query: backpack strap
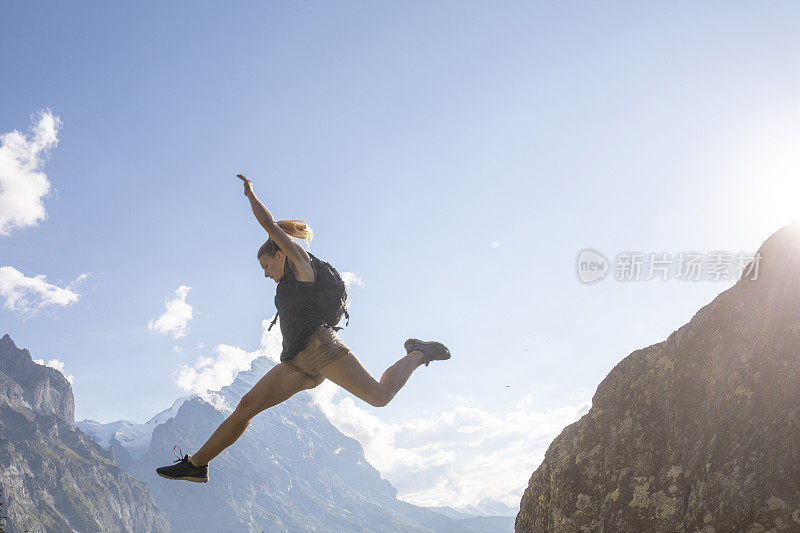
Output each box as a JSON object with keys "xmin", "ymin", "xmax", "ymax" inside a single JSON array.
[{"xmin": 309, "ymin": 254, "xmax": 322, "ymax": 299}]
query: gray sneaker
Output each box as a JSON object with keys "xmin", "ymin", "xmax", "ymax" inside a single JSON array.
[{"xmin": 404, "ymin": 339, "xmax": 451, "ymax": 366}]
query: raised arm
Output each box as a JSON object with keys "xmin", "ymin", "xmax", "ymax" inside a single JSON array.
[{"xmin": 237, "ymin": 174, "xmax": 309, "ymax": 264}]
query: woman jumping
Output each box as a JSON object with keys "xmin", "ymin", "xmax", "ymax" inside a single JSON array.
[{"xmin": 156, "ymin": 174, "xmax": 451, "ymax": 482}]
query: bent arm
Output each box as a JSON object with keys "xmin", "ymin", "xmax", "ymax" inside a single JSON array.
[{"xmin": 246, "ymin": 190, "xmax": 309, "ymax": 263}]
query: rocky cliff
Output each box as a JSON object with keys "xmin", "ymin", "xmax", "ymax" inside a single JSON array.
[
  {"xmin": 0, "ymin": 334, "xmax": 170, "ymax": 533},
  {"xmin": 516, "ymin": 223, "xmax": 800, "ymax": 532}
]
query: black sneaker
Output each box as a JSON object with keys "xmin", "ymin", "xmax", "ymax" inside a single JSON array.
[
  {"xmin": 404, "ymin": 338, "xmax": 451, "ymax": 366},
  {"xmin": 156, "ymin": 447, "xmax": 209, "ymax": 483}
]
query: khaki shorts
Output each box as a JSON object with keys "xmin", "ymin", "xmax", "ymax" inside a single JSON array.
[{"xmin": 283, "ymin": 325, "xmax": 352, "ymax": 380}]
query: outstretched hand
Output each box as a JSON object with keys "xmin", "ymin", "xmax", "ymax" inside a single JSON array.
[{"xmin": 237, "ymin": 174, "xmax": 254, "ymax": 197}]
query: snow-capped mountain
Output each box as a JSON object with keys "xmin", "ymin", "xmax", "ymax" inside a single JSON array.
[
  {"xmin": 425, "ymin": 498, "xmax": 518, "ymax": 519},
  {"xmin": 82, "ymin": 355, "xmax": 514, "ymax": 532},
  {"xmin": 78, "ymin": 397, "xmax": 188, "ymax": 459}
]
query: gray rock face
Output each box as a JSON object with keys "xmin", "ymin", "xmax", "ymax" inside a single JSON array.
[
  {"xmin": 0, "ymin": 336, "xmax": 73, "ymax": 425},
  {"xmin": 516, "ymin": 223, "xmax": 800, "ymax": 532},
  {"xmin": 124, "ymin": 357, "xmax": 507, "ymax": 532},
  {"xmin": 0, "ymin": 335, "xmax": 170, "ymax": 533}
]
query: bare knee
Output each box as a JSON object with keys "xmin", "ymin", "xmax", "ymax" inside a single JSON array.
[{"xmin": 234, "ymin": 394, "xmax": 259, "ymax": 420}]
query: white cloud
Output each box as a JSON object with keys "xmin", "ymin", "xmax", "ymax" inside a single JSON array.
[
  {"xmin": 340, "ymin": 272, "xmax": 364, "ymax": 288},
  {"xmin": 68, "ymin": 273, "xmax": 89, "ymax": 290},
  {"xmin": 174, "ymin": 316, "xmax": 283, "ymax": 395},
  {"xmin": 0, "ymin": 109, "xmax": 61, "ymax": 236},
  {"xmin": 148, "ymin": 285, "xmax": 193, "ymax": 338},
  {"xmin": 308, "ymin": 383, "xmax": 590, "ymax": 509},
  {"xmin": 0, "ymin": 266, "xmax": 86, "ymax": 317},
  {"xmin": 34, "ymin": 357, "xmax": 74, "ymax": 384}
]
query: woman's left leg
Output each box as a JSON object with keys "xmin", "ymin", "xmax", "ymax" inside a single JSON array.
[
  {"xmin": 318, "ymin": 349, "xmax": 426, "ymax": 407},
  {"xmin": 190, "ymin": 362, "xmax": 323, "ymax": 466}
]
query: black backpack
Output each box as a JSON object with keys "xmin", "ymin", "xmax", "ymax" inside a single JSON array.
[
  {"xmin": 308, "ymin": 252, "xmax": 350, "ymax": 330},
  {"xmin": 267, "ymin": 252, "xmax": 350, "ymax": 332}
]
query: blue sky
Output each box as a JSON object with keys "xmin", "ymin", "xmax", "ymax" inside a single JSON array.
[{"xmin": 2, "ymin": 1, "xmax": 800, "ymax": 507}]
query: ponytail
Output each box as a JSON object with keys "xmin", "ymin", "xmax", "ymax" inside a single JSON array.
[
  {"xmin": 275, "ymin": 219, "xmax": 313, "ymax": 244},
  {"xmin": 258, "ymin": 219, "xmax": 314, "ymax": 259}
]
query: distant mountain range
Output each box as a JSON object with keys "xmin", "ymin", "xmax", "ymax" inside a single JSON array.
[
  {"xmin": 77, "ymin": 356, "xmax": 515, "ymax": 532},
  {"xmin": 78, "ymin": 397, "xmax": 187, "ymax": 460},
  {"xmin": 423, "ymin": 499, "xmax": 517, "ymax": 519},
  {"xmin": 0, "ymin": 332, "xmax": 515, "ymax": 532},
  {"xmin": 78, "ymin": 403, "xmax": 517, "ymax": 520}
]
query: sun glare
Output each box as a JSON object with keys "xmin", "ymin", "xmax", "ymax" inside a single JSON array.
[{"xmin": 727, "ymin": 121, "xmax": 800, "ymax": 238}]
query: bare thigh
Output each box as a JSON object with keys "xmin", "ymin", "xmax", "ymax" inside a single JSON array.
[
  {"xmin": 238, "ymin": 361, "xmax": 325, "ymax": 418},
  {"xmin": 318, "ymin": 353, "xmax": 385, "ymax": 407}
]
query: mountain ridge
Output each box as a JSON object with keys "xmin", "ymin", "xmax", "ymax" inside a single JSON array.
[{"xmin": 92, "ymin": 354, "xmax": 514, "ymax": 532}]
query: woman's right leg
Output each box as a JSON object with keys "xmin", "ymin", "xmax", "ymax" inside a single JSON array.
[
  {"xmin": 190, "ymin": 362, "xmax": 323, "ymax": 466},
  {"xmin": 318, "ymin": 350, "xmax": 426, "ymax": 408}
]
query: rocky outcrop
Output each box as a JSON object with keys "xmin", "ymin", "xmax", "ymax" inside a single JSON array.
[
  {"xmin": 516, "ymin": 223, "xmax": 800, "ymax": 532},
  {"xmin": 0, "ymin": 335, "xmax": 170, "ymax": 533},
  {"xmin": 0, "ymin": 336, "xmax": 73, "ymax": 425}
]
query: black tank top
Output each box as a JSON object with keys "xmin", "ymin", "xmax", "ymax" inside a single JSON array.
[{"xmin": 274, "ymin": 259, "xmax": 325, "ymax": 362}]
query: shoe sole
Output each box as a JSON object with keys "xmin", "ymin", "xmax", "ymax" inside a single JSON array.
[
  {"xmin": 157, "ymin": 472, "xmax": 209, "ymax": 483},
  {"xmin": 404, "ymin": 339, "xmax": 451, "ymax": 361}
]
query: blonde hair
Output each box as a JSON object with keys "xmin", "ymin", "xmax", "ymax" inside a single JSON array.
[
  {"xmin": 275, "ymin": 219, "xmax": 313, "ymax": 244},
  {"xmin": 258, "ymin": 219, "xmax": 313, "ymax": 258}
]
